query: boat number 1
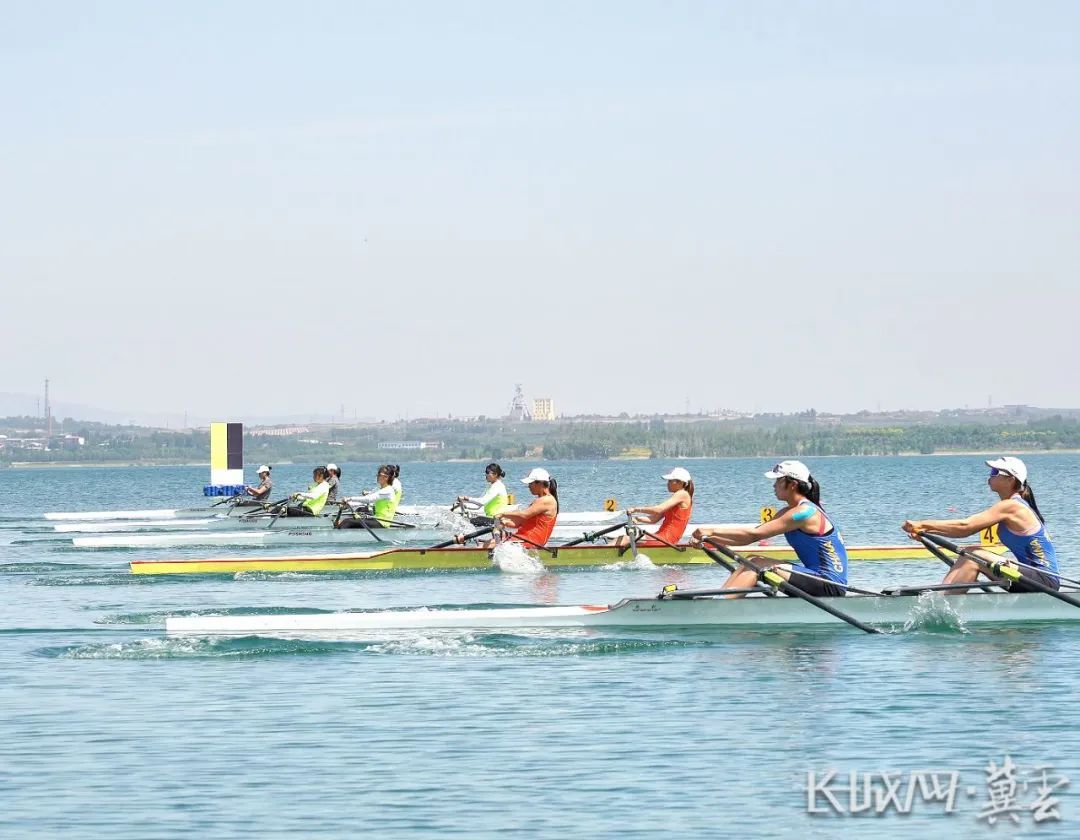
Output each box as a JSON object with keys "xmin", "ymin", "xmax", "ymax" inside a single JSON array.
[
  {"xmin": 760, "ymin": 506, "xmax": 776, "ymax": 523},
  {"xmin": 604, "ymin": 498, "xmax": 618, "ymax": 512},
  {"xmin": 507, "ymin": 493, "xmax": 515, "ymax": 505}
]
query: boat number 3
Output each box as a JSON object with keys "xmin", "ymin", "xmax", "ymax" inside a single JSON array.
[{"xmin": 760, "ymin": 506, "xmax": 776, "ymax": 523}]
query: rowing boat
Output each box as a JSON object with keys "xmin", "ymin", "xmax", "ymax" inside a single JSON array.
[
  {"xmin": 130, "ymin": 541, "xmax": 1005, "ymax": 574},
  {"xmin": 165, "ymin": 589, "xmax": 1080, "ymax": 635}
]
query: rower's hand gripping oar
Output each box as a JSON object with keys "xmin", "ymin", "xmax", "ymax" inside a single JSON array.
[
  {"xmin": 920, "ymin": 533, "xmax": 1080, "ymax": 608},
  {"xmin": 699, "ymin": 538, "xmax": 882, "ymax": 634},
  {"xmin": 438, "ymin": 526, "xmax": 495, "ymax": 550}
]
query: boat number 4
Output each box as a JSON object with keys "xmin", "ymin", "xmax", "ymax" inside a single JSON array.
[{"xmin": 980, "ymin": 525, "xmax": 1000, "ymax": 546}]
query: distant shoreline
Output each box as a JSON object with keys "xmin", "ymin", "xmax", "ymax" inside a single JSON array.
[{"xmin": 6, "ymin": 449, "xmax": 1080, "ymax": 469}]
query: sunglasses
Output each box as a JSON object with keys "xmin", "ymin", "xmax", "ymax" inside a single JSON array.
[{"xmin": 989, "ymin": 468, "xmax": 1014, "ymax": 478}]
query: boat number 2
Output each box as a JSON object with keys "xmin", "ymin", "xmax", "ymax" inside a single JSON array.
[
  {"xmin": 760, "ymin": 506, "xmax": 776, "ymax": 524},
  {"xmin": 604, "ymin": 498, "xmax": 618, "ymax": 512}
]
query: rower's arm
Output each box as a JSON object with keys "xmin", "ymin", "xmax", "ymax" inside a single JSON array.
[
  {"xmin": 694, "ymin": 507, "xmax": 795, "ymax": 544},
  {"xmin": 629, "ymin": 493, "xmax": 682, "ymax": 522},
  {"xmin": 905, "ymin": 501, "xmax": 1009, "ymax": 539},
  {"xmin": 501, "ymin": 497, "xmax": 554, "ymax": 525}
]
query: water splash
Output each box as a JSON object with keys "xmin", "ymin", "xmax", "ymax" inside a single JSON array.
[
  {"xmin": 901, "ymin": 591, "xmax": 969, "ymax": 634},
  {"xmin": 601, "ymin": 553, "xmax": 657, "ymax": 571},
  {"xmin": 37, "ymin": 635, "xmax": 355, "ymax": 660},
  {"xmin": 491, "ymin": 542, "xmax": 545, "ymax": 574}
]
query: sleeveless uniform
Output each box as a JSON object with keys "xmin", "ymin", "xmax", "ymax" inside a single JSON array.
[
  {"xmin": 467, "ymin": 480, "xmax": 510, "ymax": 527},
  {"xmin": 514, "ymin": 504, "xmax": 558, "ymax": 547},
  {"xmin": 997, "ymin": 495, "xmax": 1059, "ymax": 592},
  {"xmin": 782, "ymin": 500, "xmax": 848, "ymax": 597},
  {"xmin": 644, "ymin": 498, "xmax": 693, "ymax": 545}
]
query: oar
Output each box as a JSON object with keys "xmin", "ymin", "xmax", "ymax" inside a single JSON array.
[
  {"xmin": 559, "ymin": 521, "xmax": 628, "ymax": 548},
  {"xmin": 913, "ymin": 533, "xmax": 997, "ymax": 593},
  {"xmin": 702, "ymin": 538, "xmax": 882, "ymax": 634},
  {"xmin": 502, "ymin": 528, "xmax": 557, "ymax": 555},
  {"xmin": 920, "ymin": 533, "xmax": 1080, "ymax": 608},
  {"xmin": 238, "ymin": 497, "xmax": 290, "ymax": 518},
  {"xmin": 431, "ymin": 526, "xmax": 495, "ymax": 550},
  {"xmin": 211, "ymin": 492, "xmax": 244, "ymax": 508},
  {"xmin": 625, "ymin": 513, "xmax": 641, "ymax": 560},
  {"xmin": 333, "ymin": 501, "xmax": 383, "ymax": 542}
]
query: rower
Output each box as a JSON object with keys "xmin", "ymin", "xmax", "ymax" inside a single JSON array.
[
  {"xmin": 464, "ymin": 468, "xmax": 558, "ymax": 549},
  {"xmin": 692, "ymin": 460, "xmax": 848, "ymax": 597},
  {"xmin": 244, "ymin": 465, "xmax": 273, "ymax": 502},
  {"xmin": 456, "ymin": 463, "xmax": 510, "ymax": 526},
  {"xmin": 616, "ymin": 467, "xmax": 693, "ymax": 548},
  {"xmin": 286, "ymin": 467, "xmax": 331, "ymax": 518},
  {"xmin": 902, "ymin": 456, "xmax": 1059, "ymax": 593},
  {"xmin": 500, "ymin": 468, "xmax": 558, "ymax": 548},
  {"xmin": 340, "ymin": 465, "xmax": 401, "ymax": 528},
  {"xmin": 325, "ymin": 463, "xmax": 341, "ymax": 503},
  {"xmin": 387, "ymin": 464, "xmax": 403, "ymax": 507}
]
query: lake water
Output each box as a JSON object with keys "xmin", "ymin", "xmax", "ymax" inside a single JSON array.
[{"xmin": 1, "ymin": 455, "xmax": 1076, "ymax": 837}]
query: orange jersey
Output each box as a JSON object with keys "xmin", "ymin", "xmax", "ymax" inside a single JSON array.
[
  {"xmin": 514, "ymin": 509, "xmax": 558, "ymax": 547},
  {"xmin": 653, "ymin": 499, "xmax": 693, "ymax": 544}
]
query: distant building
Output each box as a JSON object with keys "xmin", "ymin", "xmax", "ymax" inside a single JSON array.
[
  {"xmin": 377, "ymin": 441, "xmax": 445, "ymax": 450},
  {"xmin": 532, "ymin": 398, "xmax": 556, "ymax": 421},
  {"xmin": 506, "ymin": 384, "xmax": 532, "ymax": 421},
  {"xmin": 249, "ymin": 426, "xmax": 312, "ymax": 437}
]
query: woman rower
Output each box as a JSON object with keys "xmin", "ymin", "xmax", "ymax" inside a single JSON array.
[
  {"xmin": 456, "ymin": 463, "xmax": 510, "ymax": 526},
  {"xmin": 285, "ymin": 466, "xmax": 331, "ymax": 518},
  {"xmin": 616, "ymin": 467, "xmax": 693, "ymax": 548},
  {"xmin": 339, "ymin": 465, "xmax": 402, "ymax": 528},
  {"xmin": 691, "ymin": 460, "xmax": 848, "ymax": 597},
  {"xmin": 243, "ymin": 465, "xmax": 273, "ymax": 503},
  {"xmin": 386, "ymin": 464, "xmax": 403, "ymax": 507},
  {"xmin": 902, "ymin": 456, "xmax": 1058, "ymax": 593},
  {"xmin": 325, "ymin": 463, "xmax": 341, "ymax": 503},
  {"xmin": 460, "ymin": 468, "xmax": 558, "ymax": 548}
]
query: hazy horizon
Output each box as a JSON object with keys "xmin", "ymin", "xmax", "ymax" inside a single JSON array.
[{"xmin": 4, "ymin": 2, "xmax": 1078, "ymax": 421}]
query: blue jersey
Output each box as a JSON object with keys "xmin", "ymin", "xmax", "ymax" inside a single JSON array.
[
  {"xmin": 998, "ymin": 496, "xmax": 1058, "ymax": 575},
  {"xmin": 784, "ymin": 500, "xmax": 849, "ymax": 584}
]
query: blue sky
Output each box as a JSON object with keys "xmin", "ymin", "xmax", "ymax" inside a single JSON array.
[{"xmin": 2, "ymin": 2, "xmax": 1078, "ymax": 423}]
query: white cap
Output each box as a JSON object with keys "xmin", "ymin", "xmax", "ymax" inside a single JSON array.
[
  {"xmin": 986, "ymin": 456, "xmax": 1027, "ymax": 485},
  {"xmin": 522, "ymin": 467, "xmax": 551, "ymax": 484},
  {"xmin": 662, "ymin": 467, "xmax": 692, "ymax": 484},
  {"xmin": 326, "ymin": 463, "xmax": 338, "ymax": 472},
  {"xmin": 764, "ymin": 460, "xmax": 811, "ymax": 483},
  {"xmin": 257, "ymin": 465, "xmax": 271, "ymax": 474}
]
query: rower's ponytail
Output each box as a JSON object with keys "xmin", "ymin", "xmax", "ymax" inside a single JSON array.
[
  {"xmin": 1021, "ymin": 483, "xmax": 1045, "ymax": 523},
  {"xmin": 548, "ymin": 477, "xmax": 559, "ymax": 513},
  {"xmin": 794, "ymin": 476, "xmax": 823, "ymax": 507},
  {"xmin": 683, "ymin": 480, "xmax": 695, "ymax": 499},
  {"xmin": 486, "ymin": 463, "xmax": 505, "ymax": 478}
]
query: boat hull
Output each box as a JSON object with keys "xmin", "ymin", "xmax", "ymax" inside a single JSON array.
[
  {"xmin": 131, "ymin": 542, "xmax": 1004, "ymax": 575},
  {"xmin": 165, "ymin": 590, "xmax": 1080, "ymax": 636}
]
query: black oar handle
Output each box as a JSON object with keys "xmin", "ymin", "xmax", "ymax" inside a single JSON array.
[
  {"xmin": 703, "ymin": 538, "xmax": 880, "ymax": 634},
  {"xmin": 560, "ymin": 520, "xmax": 627, "ymax": 548},
  {"xmin": 430, "ymin": 526, "xmax": 494, "ymax": 550},
  {"xmin": 919, "ymin": 532, "xmax": 1080, "ymax": 607}
]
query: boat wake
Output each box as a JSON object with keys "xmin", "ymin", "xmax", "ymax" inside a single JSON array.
[{"xmin": 38, "ymin": 632, "xmax": 699, "ymax": 660}]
